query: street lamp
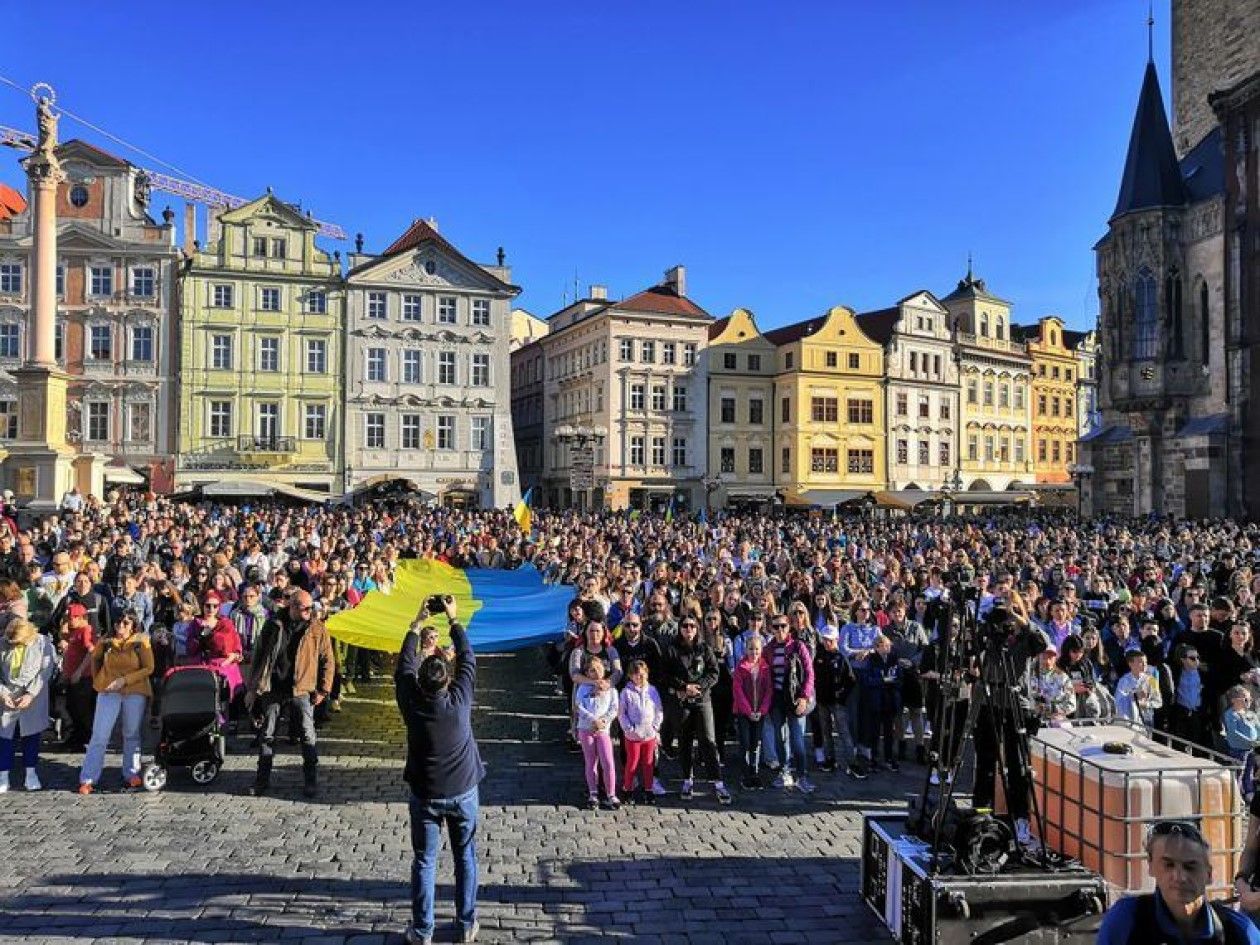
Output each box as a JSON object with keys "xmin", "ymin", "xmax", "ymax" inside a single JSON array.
[
  {"xmin": 554, "ymin": 424, "xmax": 607, "ymax": 511},
  {"xmin": 702, "ymin": 474, "xmax": 721, "ymax": 516},
  {"xmin": 1067, "ymin": 463, "xmax": 1093, "ymax": 521}
]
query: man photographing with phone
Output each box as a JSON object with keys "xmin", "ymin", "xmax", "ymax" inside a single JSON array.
[{"xmin": 396, "ymin": 594, "xmax": 484, "ymax": 945}]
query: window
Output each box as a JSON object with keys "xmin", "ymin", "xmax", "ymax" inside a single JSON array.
[
  {"xmin": 437, "ymin": 296, "xmax": 457, "ymax": 324},
  {"xmin": 1065, "ymin": 396, "xmax": 1074, "ymax": 416},
  {"xmin": 1038, "ymin": 439, "xmax": 1047, "ymax": 462},
  {"xmin": 89, "ymin": 266, "xmax": 113, "ymax": 297},
  {"xmin": 1066, "ymin": 368, "xmax": 1073, "ymax": 382},
  {"xmin": 662, "ymin": 342, "xmax": 676, "ymax": 365},
  {"xmin": 306, "ymin": 339, "xmax": 327, "ymax": 375},
  {"xmin": 825, "ymin": 351, "xmax": 838, "ymax": 368},
  {"xmin": 980, "ymin": 313, "xmax": 989, "ymax": 337},
  {"xmin": 619, "ymin": 339, "xmax": 634, "ymax": 362},
  {"xmin": 256, "ymin": 402, "xmax": 279, "ymax": 442},
  {"xmin": 748, "ymin": 447, "xmax": 763, "ymax": 474},
  {"xmin": 999, "ymin": 383, "xmax": 1009, "ymax": 408},
  {"xmin": 896, "ymin": 392, "xmax": 908, "ymax": 416},
  {"xmin": 847, "ymin": 449, "xmax": 874, "ymax": 475},
  {"xmin": 673, "ymin": 385, "xmax": 689, "ymax": 413},
  {"xmin": 471, "ymin": 416, "xmax": 490, "ymax": 451},
  {"xmin": 1066, "ymin": 442, "xmax": 1074, "ymax": 463},
  {"xmin": 720, "ymin": 447, "xmax": 736, "ymax": 473},
  {"xmin": 811, "ymin": 397, "xmax": 838, "ymax": 423},
  {"xmin": 651, "ymin": 385, "xmax": 666, "ymax": 411},
  {"xmin": 1014, "ymin": 385, "xmax": 1025, "ymax": 410},
  {"xmin": 367, "ymin": 291, "xmax": 387, "ymax": 319},
  {"xmin": 471, "ymin": 353, "xmax": 490, "ymax": 387},
  {"xmin": 683, "ymin": 343, "xmax": 696, "ymax": 366},
  {"xmin": 271, "ymin": 238, "xmax": 287, "ymax": 259},
  {"xmin": 910, "ymin": 352, "xmax": 918, "ymax": 373},
  {"xmin": 1037, "ymin": 394, "xmax": 1047, "ymax": 416},
  {"xmin": 208, "ymin": 333, "xmax": 233, "ymax": 370},
  {"xmin": 723, "ymin": 353, "xmax": 737, "ymax": 370},
  {"xmin": 56, "ymin": 265, "xmax": 63, "ymax": 297},
  {"xmin": 259, "ymin": 337, "xmax": 279, "ymax": 372},
  {"xmin": 212, "ymin": 284, "xmax": 234, "ymax": 308},
  {"xmin": 402, "ymin": 294, "xmax": 422, "ymax": 321},
  {"xmin": 651, "ymin": 436, "xmax": 666, "ymax": 466},
  {"xmin": 435, "ymin": 418, "xmax": 456, "ymax": 451},
  {"xmin": 402, "ymin": 349, "xmax": 421, "ymax": 384},
  {"xmin": 86, "ymin": 402, "xmax": 109, "ymax": 442},
  {"xmin": 933, "ymin": 355, "xmax": 941, "ymax": 377},
  {"xmin": 811, "ymin": 447, "xmax": 839, "ymax": 473},
  {"xmin": 748, "ymin": 354, "xmax": 762, "ymax": 371},
  {"xmin": 1015, "ymin": 439, "xmax": 1025, "ymax": 464},
  {"xmin": 896, "ymin": 439, "xmax": 908, "ymax": 465},
  {"xmin": 940, "ymin": 400, "xmax": 951, "ymax": 420},
  {"xmin": 995, "ymin": 318, "xmax": 1005, "ymax": 341},
  {"xmin": 848, "ymin": 353, "xmax": 860, "ymax": 370},
  {"xmin": 720, "ymin": 396, "xmax": 736, "ymax": 423},
  {"xmin": 999, "ymin": 437, "xmax": 1009, "ymax": 463},
  {"xmin": 966, "ymin": 380, "xmax": 977, "ymax": 404},
  {"xmin": 1051, "ymin": 396, "xmax": 1060, "ymax": 417},
  {"xmin": 781, "ymin": 446, "xmax": 791, "ymax": 474},
  {"xmin": 968, "ymin": 434, "xmax": 978, "ymax": 461},
  {"xmin": 131, "ymin": 267, "xmax": 155, "ymax": 298},
  {"xmin": 630, "ymin": 384, "xmax": 646, "ymax": 411},
  {"xmin": 130, "ymin": 325, "xmax": 154, "ymax": 363},
  {"xmin": 781, "ymin": 397, "xmax": 790, "ymax": 423},
  {"xmin": 1051, "ymin": 366, "xmax": 1060, "ymax": 380},
  {"xmin": 918, "ymin": 395, "xmax": 930, "ymax": 420},
  {"xmin": 672, "ymin": 437, "xmax": 687, "ymax": 467},
  {"xmin": 630, "ymin": 436, "xmax": 645, "ymax": 466},
  {"xmin": 918, "ymin": 440, "xmax": 930, "ymax": 466},
  {"xmin": 641, "ymin": 340, "xmax": 655, "ymax": 363},
  {"xmin": 252, "ymin": 237, "xmax": 267, "ymax": 257},
  {"xmin": 438, "ymin": 352, "xmax": 456, "ymax": 385},
  {"xmin": 365, "ymin": 412, "xmax": 385, "ymax": 449},
  {"xmin": 748, "ymin": 398, "xmax": 763, "ymax": 424},
  {"xmin": 125, "ymin": 402, "xmax": 150, "ymax": 442},
  {"xmin": 306, "ymin": 290, "xmax": 327, "ymax": 314},
  {"xmin": 939, "ymin": 440, "xmax": 951, "ymax": 466},
  {"xmin": 472, "ymin": 298, "xmax": 491, "ymax": 326},
  {"xmin": 304, "ymin": 404, "xmax": 326, "ymax": 440},
  {"xmin": 90, "ymin": 324, "xmax": 112, "ymax": 361},
  {"xmin": 847, "ymin": 398, "xmax": 873, "ymax": 424},
  {"xmin": 0, "ymin": 264, "xmax": 21, "ymax": 294},
  {"xmin": 1038, "ymin": 364, "xmax": 1046, "ymax": 376},
  {"xmin": 984, "ymin": 435, "xmax": 995, "ymax": 462},
  {"xmin": 0, "ymin": 324, "xmax": 18, "ymax": 359},
  {"xmin": 400, "ymin": 414, "xmax": 422, "ymax": 450},
  {"xmin": 366, "ymin": 348, "xmax": 387, "ymax": 382},
  {"xmin": 209, "ymin": 401, "xmax": 232, "ymax": 438},
  {"xmin": 785, "ymin": 352, "xmax": 794, "ymax": 370},
  {"xmin": 983, "ymin": 381, "xmax": 994, "ymax": 406},
  {"xmin": 1052, "ymin": 440, "xmax": 1061, "ymax": 463}
]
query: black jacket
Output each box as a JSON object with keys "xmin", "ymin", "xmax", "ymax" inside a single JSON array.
[
  {"xmin": 395, "ymin": 621, "xmax": 485, "ymax": 800},
  {"xmin": 661, "ymin": 639, "xmax": 719, "ymax": 706}
]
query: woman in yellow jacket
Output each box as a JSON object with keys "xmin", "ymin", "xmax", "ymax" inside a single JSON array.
[{"xmin": 77, "ymin": 612, "xmax": 153, "ymax": 794}]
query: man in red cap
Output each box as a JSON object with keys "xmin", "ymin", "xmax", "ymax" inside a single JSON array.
[
  {"xmin": 58, "ymin": 601, "xmax": 96, "ymax": 749},
  {"xmin": 245, "ymin": 589, "xmax": 334, "ymax": 798}
]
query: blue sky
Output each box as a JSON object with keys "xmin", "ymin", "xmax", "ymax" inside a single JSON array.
[{"xmin": 0, "ymin": 1, "xmax": 1166, "ymax": 331}]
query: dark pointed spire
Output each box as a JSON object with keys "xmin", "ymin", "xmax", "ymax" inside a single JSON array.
[{"xmin": 1111, "ymin": 60, "xmax": 1185, "ymax": 220}]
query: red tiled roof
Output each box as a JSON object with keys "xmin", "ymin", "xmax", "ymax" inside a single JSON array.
[
  {"xmin": 0, "ymin": 184, "xmax": 26, "ymax": 221},
  {"xmin": 763, "ymin": 315, "xmax": 825, "ymax": 346},
  {"xmin": 707, "ymin": 315, "xmax": 731, "ymax": 340},
  {"xmin": 363, "ymin": 218, "xmax": 515, "ymax": 291},
  {"xmin": 856, "ymin": 307, "xmax": 899, "ymax": 345},
  {"xmin": 617, "ymin": 284, "xmax": 710, "ymax": 318}
]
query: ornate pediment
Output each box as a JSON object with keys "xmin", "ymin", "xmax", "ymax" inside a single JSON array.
[
  {"xmin": 56, "ymin": 224, "xmax": 129, "ymax": 252},
  {"xmin": 362, "ymin": 247, "xmax": 504, "ymax": 293}
]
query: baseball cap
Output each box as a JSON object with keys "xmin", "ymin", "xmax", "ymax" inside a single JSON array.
[
  {"xmin": 819, "ymin": 625, "xmax": 840, "ymax": 643},
  {"xmin": 67, "ymin": 602, "xmax": 87, "ymax": 619}
]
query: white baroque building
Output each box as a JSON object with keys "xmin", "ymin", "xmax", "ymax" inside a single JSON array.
[{"xmin": 343, "ymin": 219, "xmax": 521, "ymax": 508}]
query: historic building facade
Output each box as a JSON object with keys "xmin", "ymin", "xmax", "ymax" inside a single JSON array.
[
  {"xmin": 343, "ymin": 220, "xmax": 520, "ymax": 508},
  {"xmin": 0, "ymin": 140, "xmax": 180, "ymax": 490},
  {"xmin": 509, "ymin": 337, "xmax": 546, "ymax": 500},
  {"xmin": 768, "ymin": 305, "xmax": 886, "ymax": 504},
  {"xmin": 1065, "ymin": 328, "xmax": 1100, "ymax": 442},
  {"xmin": 941, "ymin": 270, "xmax": 1034, "ymax": 494},
  {"xmin": 858, "ymin": 291, "xmax": 958, "ymax": 492},
  {"xmin": 175, "ymin": 193, "xmax": 343, "ymax": 495},
  {"xmin": 535, "ymin": 268, "xmax": 711, "ymax": 512},
  {"xmin": 704, "ymin": 308, "xmax": 777, "ymax": 509},
  {"xmin": 1016, "ymin": 316, "xmax": 1079, "ymax": 484}
]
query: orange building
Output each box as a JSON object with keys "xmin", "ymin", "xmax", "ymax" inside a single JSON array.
[{"xmin": 1014, "ymin": 316, "xmax": 1079, "ymax": 484}]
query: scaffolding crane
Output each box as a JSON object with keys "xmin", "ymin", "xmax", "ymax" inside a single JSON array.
[{"xmin": 0, "ymin": 123, "xmax": 347, "ymax": 240}]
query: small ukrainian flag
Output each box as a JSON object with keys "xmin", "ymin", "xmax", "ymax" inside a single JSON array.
[{"xmin": 513, "ymin": 487, "xmax": 533, "ymax": 535}]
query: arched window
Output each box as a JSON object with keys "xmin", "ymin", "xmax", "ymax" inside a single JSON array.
[
  {"xmin": 995, "ymin": 318, "xmax": 1005, "ymax": 341},
  {"xmin": 1165, "ymin": 270, "xmax": 1184, "ymax": 359},
  {"xmin": 980, "ymin": 313, "xmax": 989, "ymax": 338},
  {"xmin": 1133, "ymin": 268, "xmax": 1157, "ymax": 360},
  {"xmin": 1199, "ymin": 280, "xmax": 1210, "ymax": 366}
]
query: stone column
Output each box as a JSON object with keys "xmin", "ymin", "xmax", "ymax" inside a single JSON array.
[{"xmin": 26, "ymin": 108, "xmax": 60, "ymax": 367}]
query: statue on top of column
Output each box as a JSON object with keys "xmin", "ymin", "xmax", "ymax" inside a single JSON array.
[{"xmin": 34, "ymin": 89, "xmax": 58, "ymax": 160}]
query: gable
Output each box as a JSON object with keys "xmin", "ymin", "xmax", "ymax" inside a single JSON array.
[
  {"xmin": 218, "ymin": 193, "xmax": 316, "ymax": 232},
  {"xmin": 56, "ymin": 223, "xmax": 131, "ymax": 252},
  {"xmin": 899, "ymin": 290, "xmax": 948, "ymax": 314},
  {"xmin": 710, "ymin": 308, "xmax": 774, "ymax": 348},
  {"xmin": 350, "ymin": 245, "xmax": 509, "ymax": 294}
]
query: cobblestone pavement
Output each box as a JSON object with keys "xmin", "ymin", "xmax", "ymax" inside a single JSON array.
[{"xmin": 0, "ymin": 647, "xmax": 912, "ymax": 944}]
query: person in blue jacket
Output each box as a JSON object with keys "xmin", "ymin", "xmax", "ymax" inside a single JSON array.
[
  {"xmin": 395, "ymin": 596, "xmax": 484, "ymax": 945},
  {"xmin": 857, "ymin": 634, "xmax": 902, "ymax": 775}
]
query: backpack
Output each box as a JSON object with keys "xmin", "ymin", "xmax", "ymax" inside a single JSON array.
[{"xmin": 1125, "ymin": 893, "xmax": 1245, "ymax": 945}]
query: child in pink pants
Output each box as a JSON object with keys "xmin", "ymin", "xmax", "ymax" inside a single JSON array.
[
  {"xmin": 575, "ymin": 655, "xmax": 620, "ymax": 810},
  {"xmin": 618, "ymin": 659, "xmax": 663, "ymax": 802}
]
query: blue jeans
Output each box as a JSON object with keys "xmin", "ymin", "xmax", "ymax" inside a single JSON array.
[
  {"xmin": 769, "ymin": 702, "xmax": 809, "ymax": 779},
  {"xmin": 80, "ymin": 692, "xmax": 147, "ymax": 785},
  {"xmin": 409, "ymin": 786, "xmax": 479, "ymax": 938},
  {"xmin": 0, "ymin": 732, "xmax": 40, "ymax": 772}
]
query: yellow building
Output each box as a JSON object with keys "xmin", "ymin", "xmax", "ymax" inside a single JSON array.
[
  {"xmin": 705, "ymin": 308, "xmax": 777, "ymax": 510},
  {"xmin": 175, "ymin": 194, "xmax": 343, "ymax": 496},
  {"xmin": 767, "ymin": 305, "xmax": 886, "ymax": 505},
  {"xmin": 1015, "ymin": 316, "xmax": 1079, "ymax": 484}
]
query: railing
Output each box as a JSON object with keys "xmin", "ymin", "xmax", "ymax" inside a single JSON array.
[
  {"xmin": 958, "ymin": 331, "xmax": 1021, "ymax": 354},
  {"xmin": 237, "ymin": 435, "xmax": 296, "ymax": 453}
]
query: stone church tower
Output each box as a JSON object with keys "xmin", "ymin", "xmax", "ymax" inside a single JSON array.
[{"xmin": 1082, "ymin": 1, "xmax": 1258, "ymax": 519}]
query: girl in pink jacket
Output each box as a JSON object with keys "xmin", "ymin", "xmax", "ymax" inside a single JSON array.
[{"xmin": 732, "ymin": 634, "xmax": 774, "ymax": 790}]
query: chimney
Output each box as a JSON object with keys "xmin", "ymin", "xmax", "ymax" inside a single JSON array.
[
  {"xmin": 427, "ymin": 216, "xmax": 439, "ymax": 232},
  {"xmin": 183, "ymin": 204, "xmax": 197, "ymax": 254},
  {"xmin": 664, "ymin": 264, "xmax": 686, "ymax": 297},
  {"xmin": 589, "ymin": 284, "xmax": 608, "ymax": 301}
]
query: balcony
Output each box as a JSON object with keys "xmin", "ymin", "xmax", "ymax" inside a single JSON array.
[
  {"xmin": 958, "ymin": 332, "xmax": 1020, "ymax": 355},
  {"xmin": 237, "ymin": 435, "xmax": 296, "ymax": 454}
]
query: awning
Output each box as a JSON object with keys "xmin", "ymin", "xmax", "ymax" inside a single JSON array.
[
  {"xmin": 1080, "ymin": 425, "xmax": 1132, "ymax": 445},
  {"xmin": 789, "ymin": 489, "xmax": 870, "ymax": 508},
  {"xmin": 949, "ymin": 490, "xmax": 1033, "ymax": 505},
  {"xmin": 196, "ymin": 479, "xmax": 327, "ymax": 503},
  {"xmin": 103, "ymin": 465, "xmax": 145, "ymax": 485},
  {"xmin": 876, "ymin": 489, "xmax": 944, "ymax": 509},
  {"xmin": 1175, "ymin": 414, "xmax": 1229, "ymax": 438}
]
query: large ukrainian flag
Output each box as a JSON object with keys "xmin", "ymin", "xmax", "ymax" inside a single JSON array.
[{"xmin": 327, "ymin": 559, "xmax": 572, "ymax": 653}]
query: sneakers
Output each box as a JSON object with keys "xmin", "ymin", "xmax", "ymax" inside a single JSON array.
[
  {"xmin": 650, "ymin": 778, "xmax": 668, "ymax": 796},
  {"xmin": 1015, "ymin": 818, "xmax": 1040, "ymax": 851},
  {"xmin": 846, "ymin": 759, "xmax": 868, "ymax": 780},
  {"xmin": 404, "ymin": 926, "xmax": 432, "ymax": 945},
  {"xmin": 751, "ymin": 772, "xmax": 765, "ymax": 790},
  {"xmin": 640, "ymin": 791, "xmax": 656, "ymax": 806},
  {"xmin": 715, "ymin": 782, "xmax": 732, "ymax": 805},
  {"xmin": 24, "ymin": 769, "xmax": 41, "ymax": 791},
  {"xmin": 797, "ymin": 777, "xmax": 817, "ymax": 795},
  {"xmin": 77, "ymin": 782, "xmax": 93, "ymax": 795},
  {"xmin": 814, "ymin": 747, "xmax": 826, "ymax": 764},
  {"xmin": 123, "ymin": 776, "xmax": 143, "ymax": 791},
  {"xmin": 585, "ymin": 795, "xmax": 598, "ymax": 810},
  {"xmin": 817, "ymin": 759, "xmax": 837, "ymax": 773},
  {"xmin": 680, "ymin": 779, "xmax": 694, "ymax": 800},
  {"xmin": 600, "ymin": 796, "xmax": 621, "ymax": 811},
  {"xmin": 458, "ymin": 920, "xmax": 480, "ymax": 943},
  {"xmin": 772, "ymin": 771, "xmax": 796, "ymax": 789},
  {"xmin": 740, "ymin": 774, "xmax": 758, "ymax": 790}
]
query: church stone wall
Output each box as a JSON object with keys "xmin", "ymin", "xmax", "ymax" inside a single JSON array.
[{"xmin": 1172, "ymin": 0, "xmax": 1260, "ymax": 157}]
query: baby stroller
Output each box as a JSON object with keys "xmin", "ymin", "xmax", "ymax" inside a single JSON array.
[{"xmin": 141, "ymin": 665, "xmax": 228, "ymax": 791}]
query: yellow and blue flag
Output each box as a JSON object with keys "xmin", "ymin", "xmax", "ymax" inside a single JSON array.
[
  {"xmin": 327, "ymin": 559, "xmax": 572, "ymax": 653},
  {"xmin": 664, "ymin": 495, "xmax": 675, "ymax": 523},
  {"xmin": 513, "ymin": 487, "xmax": 533, "ymax": 535}
]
